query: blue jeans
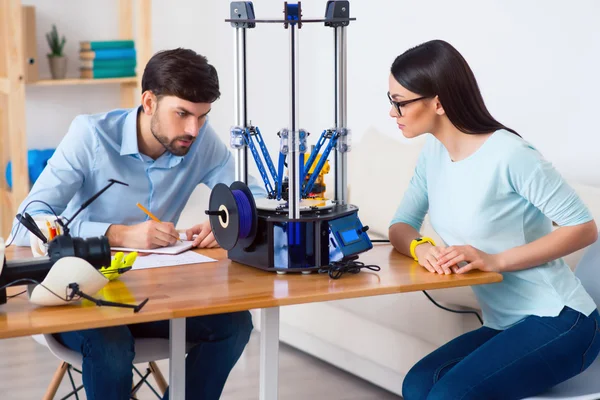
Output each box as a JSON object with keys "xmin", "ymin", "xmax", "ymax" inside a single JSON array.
[
  {"xmin": 55, "ymin": 311, "xmax": 253, "ymax": 400},
  {"xmin": 403, "ymin": 307, "xmax": 600, "ymax": 400}
]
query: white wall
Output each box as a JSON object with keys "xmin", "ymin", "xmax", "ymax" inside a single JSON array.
[{"xmin": 20, "ymin": 0, "xmax": 600, "ymax": 227}]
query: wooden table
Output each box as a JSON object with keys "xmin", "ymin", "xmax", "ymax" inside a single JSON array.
[{"xmin": 1, "ymin": 244, "xmax": 502, "ymax": 399}]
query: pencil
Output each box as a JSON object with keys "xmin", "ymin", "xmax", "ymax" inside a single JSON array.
[
  {"xmin": 136, "ymin": 202, "xmax": 183, "ymax": 243},
  {"xmin": 136, "ymin": 202, "xmax": 160, "ymax": 222}
]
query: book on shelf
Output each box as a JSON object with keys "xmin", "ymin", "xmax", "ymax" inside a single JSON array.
[
  {"xmin": 79, "ymin": 48, "xmax": 136, "ymax": 61},
  {"xmin": 80, "ymin": 67, "xmax": 136, "ymax": 79},
  {"xmin": 78, "ymin": 40, "xmax": 137, "ymax": 79},
  {"xmin": 80, "ymin": 40, "xmax": 134, "ymax": 51},
  {"xmin": 80, "ymin": 58, "xmax": 137, "ymax": 69}
]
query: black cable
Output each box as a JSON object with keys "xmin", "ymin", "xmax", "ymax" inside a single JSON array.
[
  {"xmin": 99, "ymin": 267, "xmax": 132, "ymax": 276},
  {"xmin": 1, "ymin": 277, "xmax": 147, "ymax": 312},
  {"xmin": 68, "ymin": 283, "xmax": 148, "ymax": 313},
  {"xmin": 7, "ymin": 290, "xmax": 27, "ymax": 299},
  {"xmin": 3, "ymin": 222, "xmax": 20, "ymax": 249},
  {"xmin": 316, "ymin": 236, "xmax": 388, "ymax": 279},
  {"xmin": 5, "ymin": 199, "xmax": 61, "ymax": 248},
  {"xmin": 0, "ymin": 278, "xmax": 72, "ymax": 302},
  {"xmin": 422, "ymin": 290, "xmax": 483, "ymax": 325},
  {"xmin": 364, "ymin": 237, "xmax": 482, "ymax": 324},
  {"xmin": 319, "ymin": 258, "xmax": 381, "ymax": 279}
]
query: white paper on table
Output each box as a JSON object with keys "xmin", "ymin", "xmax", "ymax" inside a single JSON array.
[
  {"xmin": 111, "ymin": 233, "xmax": 195, "ymax": 254},
  {"xmin": 130, "ymin": 251, "xmax": 217, "ymax": 270}
]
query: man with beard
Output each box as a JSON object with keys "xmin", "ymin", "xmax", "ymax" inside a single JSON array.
[{"xmin": 10, "ymin": 48, "xmax": 263, "ymax": 400}]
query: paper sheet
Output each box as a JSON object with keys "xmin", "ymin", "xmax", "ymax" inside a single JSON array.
[
  {"xmin": 131, "ymin": 251, "xmax": 216, "ymax": 270},
  {"xmin": 111, "ymin": 233, "xmax": 194, "ymax": 254}
]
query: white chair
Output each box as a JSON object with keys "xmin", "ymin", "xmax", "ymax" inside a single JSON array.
[
  {"xmin": 525, "ymin": 235, "xmax": 600, "ymax": 400},
  {"xmin": 33, "ymin": 333, "xmax": 193, "ymax": 400}
]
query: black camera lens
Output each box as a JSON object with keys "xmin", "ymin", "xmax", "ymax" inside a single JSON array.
[{"xmin": 48, "ymin": 236, "xmax": 111, "ymax": 270}]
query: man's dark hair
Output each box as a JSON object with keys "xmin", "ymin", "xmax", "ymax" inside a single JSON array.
[{"xmin": 142, "ymin": 48, "xmax": 220, "ymax": 103}]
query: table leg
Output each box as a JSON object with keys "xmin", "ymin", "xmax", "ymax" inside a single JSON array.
[
  {"xmin": 170, "ymin": 318, "xmax": 186, "ymax": 400},
  {"xmin": 260, "ymin": 306, "xmax": 280, "ymax": 400}
]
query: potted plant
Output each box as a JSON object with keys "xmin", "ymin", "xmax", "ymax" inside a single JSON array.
[{"xmin": 46, "ymin": 24, "xmax": 67, "ymax": 79}]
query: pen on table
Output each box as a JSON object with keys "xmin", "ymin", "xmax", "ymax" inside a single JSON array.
[{"xmin": 136, "ymin": 202, "xmax": 183, "ymax": 243}]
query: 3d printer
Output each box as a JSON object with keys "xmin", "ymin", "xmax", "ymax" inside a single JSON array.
[{"xmin": 205, "ymin": 1, "xmax": 373, "ymax": 272}]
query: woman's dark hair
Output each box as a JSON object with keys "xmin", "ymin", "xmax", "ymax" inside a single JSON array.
[
  {"xmin": 142, "ymin": 48, "xmax": 220, "ymax": 103},
  {"xmin": 391, "ymin": 40, "xmax": 519, "ymax": 136}
]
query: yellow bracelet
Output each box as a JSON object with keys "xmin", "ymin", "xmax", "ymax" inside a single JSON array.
[{"xmin": 409, "ymin": 237, "xmax": 436, "ymax": 261}]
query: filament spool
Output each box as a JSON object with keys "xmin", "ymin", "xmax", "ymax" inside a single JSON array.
[{"xmin": 207, "ymin": 182, "xmax": 257, "ymax": 250}]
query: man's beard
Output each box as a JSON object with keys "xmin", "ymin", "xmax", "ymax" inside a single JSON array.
[{"xmin": 150, "ymin": 114, "xmax": 195, "ymax": 157}]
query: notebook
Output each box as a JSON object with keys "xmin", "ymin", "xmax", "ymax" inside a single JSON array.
[
  {"xmin": 111, "ymin": 233, "xmax": 194, "ymax": 254},
  {"xmin": 131, "ymin": 251, "xmax": 216, "ymax": 270}
]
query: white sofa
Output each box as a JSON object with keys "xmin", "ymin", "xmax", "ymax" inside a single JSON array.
[{"xmin": 270, "ymin": 128, "xmax": 600, "ymax": 397}]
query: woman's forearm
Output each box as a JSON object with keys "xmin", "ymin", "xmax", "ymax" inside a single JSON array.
[
  {"xmin": 389, "ymin": 223, "xmax": 422, "ymax": 258},
  {"xmin": 498, "ymin": 220, "xmax": 598, "ymax": 272}
]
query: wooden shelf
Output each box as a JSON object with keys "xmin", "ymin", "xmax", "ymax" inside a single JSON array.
[
  {"xmin": 0, "ymin": 0, "xmax": 152, "ymax": 237},
  {"xmin": 28, "ymin": 77, "xmax": 138, "ymax": 87}
]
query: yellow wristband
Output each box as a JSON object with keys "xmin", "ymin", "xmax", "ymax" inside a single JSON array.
[{"xmin": 409, "ymin": 237, "xmax": 436, "ymax": 261}]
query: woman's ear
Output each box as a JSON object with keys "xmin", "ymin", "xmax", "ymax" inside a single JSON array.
[
  {"xmin": 434, "ymin": 95, "xmax": 445, "ymax": 116},
  {"xmin": 141, "ymin": 91, "xmax": 157, "ymax": 115}
]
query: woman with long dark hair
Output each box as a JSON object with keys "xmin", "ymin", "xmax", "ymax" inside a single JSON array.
[{"xmin": 388, "ymin": 40, "xmax": 600, "ymax": 399}]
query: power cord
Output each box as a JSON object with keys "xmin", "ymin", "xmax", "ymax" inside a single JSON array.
[
  {"xmin": 2, "ymin": 271, "xmax": 130, "ymax": 299},
  {"xmin": 422, "ymin": 290, "xmax": 483, "ymax": 325},
  {"xmin": 0, "ymin": 278, "xmax": 148, "ymax": 312},
  {"xmin": 7, "ymin": 290, "xmax": 27, "ymax": 299},
  {"xmin": 0, "ymin": 278, "xmax": 72, "ymax": 302},
  {"xmin": 67, "ymin": 283, "xmax": 148, "ymax": 313},
  {"xmin": 367, "ymin": 237, "xmax": 484, "ymax": 325},
  {"xmin": 1, "ymin": 267, "xmax": 132, "ymax": 300},
  {"xmin": 319, "ymin": 257, "xmax": 381, "ymax": 279}
]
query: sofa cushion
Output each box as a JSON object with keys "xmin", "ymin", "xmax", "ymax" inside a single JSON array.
[
  {"xmin": 349, "ymin": 128, "xmax": 426, "ymax": 237},
  {"xmin": 327, "ymin": 291, "xmax": 482, "ymax": 346}
]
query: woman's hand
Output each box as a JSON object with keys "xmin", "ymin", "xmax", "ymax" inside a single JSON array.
[
  {"xmin": 414, "ymin": 243, "xmax": 452, "ymax": 274},
  {"xmin": 436, "ymin": 245, "xmax": 504, "ymax": 274}
]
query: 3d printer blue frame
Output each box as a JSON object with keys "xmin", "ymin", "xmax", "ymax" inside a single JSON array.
[{"xmin": 207, "ymin": 1, "xmax": 371, "ymax": 272}]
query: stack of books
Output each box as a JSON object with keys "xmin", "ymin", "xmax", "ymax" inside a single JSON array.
[{"xmin": 79, "ymin": 40, "xmax": 136, "ymax": 79}]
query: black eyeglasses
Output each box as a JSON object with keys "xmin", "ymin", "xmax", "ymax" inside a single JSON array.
[{"xmin": 387, "ymin": 91, "xmax": 428, "ymax": 117}]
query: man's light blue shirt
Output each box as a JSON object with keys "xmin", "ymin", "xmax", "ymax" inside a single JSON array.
[
  {"xmin": 11, "ymin": 107, "xmax": 265, "ymax": 245},
  {"xmin": 390, "ymin": 130, "xmax": 597, "ymax": 330}
]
